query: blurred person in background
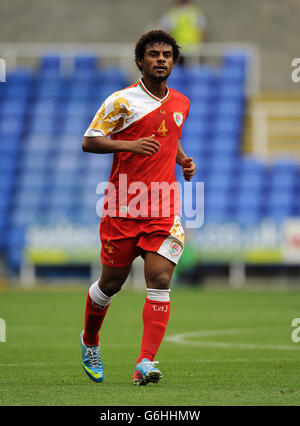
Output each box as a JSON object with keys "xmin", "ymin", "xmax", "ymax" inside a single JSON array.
[{"xmin": 158, "ymin": 0, "xmax": 207, "ymax": 65}]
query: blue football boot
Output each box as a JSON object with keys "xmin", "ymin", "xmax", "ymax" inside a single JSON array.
[
  {"xmin": 80, "ymin": 331, "xmax": 104, "ymax": 383},
  {"xmin": 133, "ymin": 358, "xmax": 162, "ymax": 386}
]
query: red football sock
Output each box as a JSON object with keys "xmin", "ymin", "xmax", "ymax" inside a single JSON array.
[
  {"xmin": 136, "ymin": 298, "xmax": 171, "ymax": 364},
  {"xmin": 83, "ymin": 293, "xmax": 109, "ymax": 346}
]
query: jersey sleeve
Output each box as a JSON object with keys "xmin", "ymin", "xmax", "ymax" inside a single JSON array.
[{"xmin": 84, "ymin": 92, "xmax": 133, "ymax": 137}]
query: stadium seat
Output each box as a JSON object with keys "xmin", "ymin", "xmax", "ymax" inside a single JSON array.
[
  {"xmin": 234, "ymin": 207, "xmax": 262, "ymax": 225},
  {"xmin": 10, "ymin": 207, "xmax": 41, "ymax": 226},
  {"xmin": 269, "ymin": 170, "xmax": 296, "ymax": 190},
  {"xmin": 236, "ymin": 189, "xmax": 262, "ymax": 209},
  {"xmin": 40, "ymin": 54, "xmax": 61, "ymax": 73},
  {"xmin": 218, "ymin": 83, "xmax": 245, "ymax": 100},
  {"xmin": 265, "ymin": 206, "xmax": 293, "ymax": 223},
  {"xmin": 238, "ymin": 171, "xmax": 264, "ymax": 191},
  {"xmin": 210, "ymin": 153, "xmax": 237, "ymax": 173},
  {"xmin": 268, "ymin": 189, "xmax": 293, "ymax": 208},
  {"xmin": 211, "ymin": 136, "xmax": 238, "ymax": 155},
  {"xmin": 1, "ymin": 100, "xmax": 28, "ymax": 118},
  {"xmin": 206, "ymin": 171, "xmax": 233, "ymax": 191},
  {"xmin": 216, "ymin": 99, "xmax": 244, "ymax": 117},
  {"xmin": 214, "ymin": 116, "xmax": 242, "ymax": 136},
  {"xmin": 13, "ymin": 189, "xmax": 43, "ymax": 210},
  {"xmin": 74, "ymin": 54, "xmax": 99, "ymax": 70},
  {"xmin": 0, "ymin": 117, "xmax": 24, "ymax": 137},
  {"xmin": 6, "ymin": 68, "xmax": 33, "ymax": 84},
  {"xmin": 28, "ymin": 117, "xmax": 55, "ymax": 135}
]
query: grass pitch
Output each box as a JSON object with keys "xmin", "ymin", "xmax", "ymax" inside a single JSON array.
[{"xmin": 0, "ymin": 285, "xmax": 300, "ymax": 406}]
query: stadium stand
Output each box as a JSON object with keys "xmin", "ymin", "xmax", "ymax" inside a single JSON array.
[{"xmin": 0, "ymin": 52, "xmax": 299, "ymax": 272}]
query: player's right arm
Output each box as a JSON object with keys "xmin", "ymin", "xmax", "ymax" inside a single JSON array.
[
  {"xmin": 83, "ymin": 93, "xmax": 160, "ymax": 156},
  {"xmin": 82, "ymin": 135, "xmax": 160, "ymax": 157}
]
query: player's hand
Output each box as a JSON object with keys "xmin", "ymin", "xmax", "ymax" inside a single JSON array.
[
  {"xmin": 182, "ymin": 157, "xmax": 196, "ymax": 181},
  {"xmin": 129, "ymin": 135, "xmax": 161, "ymax": 156}
]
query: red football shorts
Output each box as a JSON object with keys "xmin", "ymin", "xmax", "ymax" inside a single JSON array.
[{"xmin": 100, "ymin": 215, "xmax": 185, "ymax": 268}]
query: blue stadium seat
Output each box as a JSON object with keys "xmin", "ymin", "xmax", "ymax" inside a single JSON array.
[
  {"xmin": 28, "ymin": 116, "xmax": 55, "ymax": 135},
  {"xmin": 64, "ymin": 101, "xmax": 90, "ymax": 117},
  {"xmin": 6, "ymin": 246, "xmax": 24, "ymax": 270},
  {"xmin": 216, "ymin": 99, "xmax": 244, "ymax": 117},
  {"xmin": 218, "ymin": 83, "xmax": 245, "ymax": 100},
  {"xmin": 95, "ymin": 67, "xmax": 128, "ymax": 87},
  {"xmin": 52, "ymin": 153, "xmax": 80, "ymax": 172},
  {"xmin": 205, "ymin": 189, "xmax": 231, "ymax": 210},
  {"xmin": 236, "ymin": 189, "xmax": 262, "ymax": 209},
  {"xmin": 43, "ymin": 207, "xmax": 74, "ymax": 224},
  {"xmin": 211, "ymin": 136, "xmax": 238, "ymax": 154},
  {"xmin": 204, "ymin": 208, "xmax": 230, "ymax": 224},
  {"xmin": 21, "ymin": 152, "xmax": 50, "ymax": 172},
  {"xmin": 50, "ymin": 170, "xmax": 79, "ymax": 188},
  {"xmin": 68, "ymin": 82, "xmax": 91, "ymax": 99},
  {"xmin": 34, "ymin": 81, "xmax": 61, "ymax": 99},
  {"xmin": 187, "ymin": 100, "xmax": 210, "ymax": 119},
  {"xmin": 269, "ymin": 170, "xmax": 296, "ymax": 190},
  {"xmin": 268, "ymin": 189, "xmax": 293, "ymax": 208},
  {"xmin": 25, "ymin": 135, "xmax": 52, "ymax": 152},
  {"xmin": 6, "ymin": 68, "xmax": 33, "ymax": 84},
  {"xmin": 271, "ymin": 158, "xmax": 297, "ymax": 173},
  {"xmin": 74, "ymin": 54, "xmax": 98, "ymax": 70},
  {"xmin": 85, "ymin": 152, "xmax": 113, "ymax": 168},
  {"xmin": 6, "ymin": 226, "xmax": 26, "ymax": 248},
  {"xmin": 238, "ymin": 171, "xmax": 264, "ymax": 191},
  {"xmin": 181, "ymin": 119, "xmax": 210, "ymax": 140},
  {"xmin": 221, "ymin": 65, "xmax": 246, "ymax": 85},
  {"xmin": 0, "ymin": 191, "xmax": 10, "ymax": 210},
  {"xmin": 13, "ymin": 189, "xmax": 43, "ymax": 209},
  {"xmin": 77, "ymin": 207, "xmax": 99, "ymax": 224},
  {"xmin": 17, "ymin": 171, "xmax": 47, "ymax": 191},
  {"xmin": 47, "ymin": 189, "xmax": 75, "ymax": 208},
  {"xmin": 0, "ymin": 117, "xmax": 24, "ymax": 137},
  {"xmin": 239, "ymin": 157, "xmax": 264, "ymax": 174},
  {"xmin": 185, "ymin": 65, "xmax": 216, "ymax": 84},
  {"xmin": 214, "ymin": 116, "xmax": 242, "ymax": 136},
  {"xmin": 210, "ymin": 153, "xmax": 237, "ymax": 172},
  {"xmin": 1, "ymin": 100, "xmax": 28, "ymax": 119},
  {"xmin": 223, "ymin": 52, "xmax": 248, "ymax": 67},
  {"xmin": 3, "ymin": 84, "xmax": 31, "ymax": 100},
  {"xmin": 31, "ymin": 99, "xmax": 57, "ymax": 118},
  {"xmin": 266, "ymin": 206, "xmax": 293, "ymax": 223},
  {"xmin": 184, "ymin": 141, "xmax": 208, "ymax": 157},
  {"xmin": 188, "ymin": 82, "xmax": 212, "ymax": 101},
  {"xmin": 10, "ymin": 207, "xmax": 41, "ymax": 226},
  {"xmin": 40, "ymin": 54, "xmax": 61, "ymax": 72},
  {"xmin": 0, "ymin": 136, "xmax": 20, "ymax": 153},
  {"xmin": 58, "ymin": 119, "xmax": 87, "ymax": 137},
  {"xmin": 206, "ymin": 171, "xmax": 233, "ymax": 191},
  {"xmin": 0, "ymin": 156, "xmax": 17, "ymax": 172},
  {"xmin": 234, "ymin": 207, "xmax": 261, "ymax": 225}
]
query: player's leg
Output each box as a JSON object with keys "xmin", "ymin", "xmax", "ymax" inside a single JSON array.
[
  {"xmin": 134, "ymin": 252, "xmax": 175, "ymax": 385},
  {"xmin": 83, "ymin": 264, "xmax": 132, "ymax": 346},
  {"xmin": 80, "ymin": 264, "xmax": 131, "ymax": 383}
]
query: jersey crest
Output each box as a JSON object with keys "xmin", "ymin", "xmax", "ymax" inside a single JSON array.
[{"xmin": 173, "ymin": 112, "xmax": 183, "ymax": 127}]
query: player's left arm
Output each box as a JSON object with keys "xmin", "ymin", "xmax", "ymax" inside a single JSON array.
[{"xmin": 176, "ymin": 139, "xmax": 196, "ymax": 181}]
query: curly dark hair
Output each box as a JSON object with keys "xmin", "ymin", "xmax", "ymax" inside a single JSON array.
[{"xmin": 135, "ymin": 30, "xmax": 181, "ymax": 71}]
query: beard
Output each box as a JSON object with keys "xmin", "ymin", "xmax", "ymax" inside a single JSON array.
[{"xmin": 144, "ymin": 68, "xmax": 172, "ymax": 82}]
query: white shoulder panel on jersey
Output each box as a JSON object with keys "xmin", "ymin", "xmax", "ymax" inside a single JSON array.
[{"xmin": 84, "ymin": 82, "xmax": 166, "ymax": 137}]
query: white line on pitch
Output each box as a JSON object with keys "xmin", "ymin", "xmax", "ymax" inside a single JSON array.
[{"xmin": 165, "ymin": 328, "xmax": 300, "ymax": 351}]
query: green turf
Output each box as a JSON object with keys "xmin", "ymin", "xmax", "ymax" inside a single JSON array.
[{"xmin": 0, "ymin": 285, "xmax": 300, "ymax": 406}]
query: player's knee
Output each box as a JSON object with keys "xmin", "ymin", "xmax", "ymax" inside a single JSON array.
[
  {"xmin": 99, "ymin": 279, "xmax": 123, "ymax": 297},
  {"xmin": 147, "ymin": 271, "xmax": 171, "ymax": 290}
]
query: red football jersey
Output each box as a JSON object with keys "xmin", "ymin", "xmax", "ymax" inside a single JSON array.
[{"xmin": 84, "ymin": 79, "xmax": 190, "ymax": 218}]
